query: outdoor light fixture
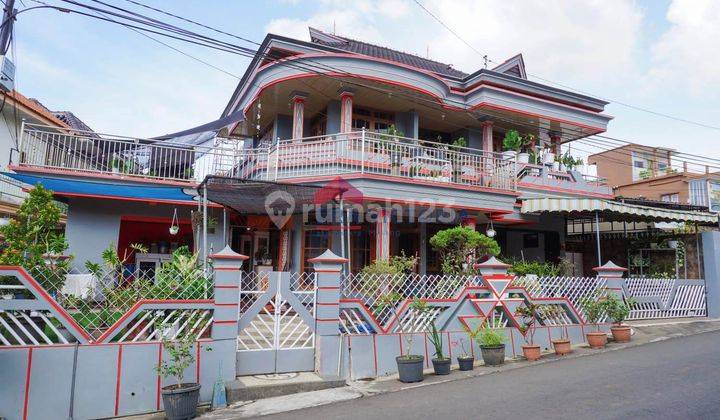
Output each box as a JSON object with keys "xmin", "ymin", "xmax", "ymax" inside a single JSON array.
[{"xmin": 486, "ymin": 219, "xmax": 496, "ymax": 238}]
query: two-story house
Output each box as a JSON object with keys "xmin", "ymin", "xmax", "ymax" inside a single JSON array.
[
  {"xmin": 6, "ymin": 28, "xmax": 616, "ymax": 275},
  {"xmin": 589, "ymin": 144, "xmax": 720, "ymax": 208}
]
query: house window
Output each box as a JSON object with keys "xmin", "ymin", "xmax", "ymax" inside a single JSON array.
[
  {"xmin": 352, "ymin": 107, "xmax": 395, "ymax": 134},
  {"xmin": 661, "ymin": 193, "xmax": 680, "ymax": 203},
  {"xmin": 350, "ymin": 227, "xmax": 371, "ymax": 273},
  {"xmin": 710, "ymin": 182, "xmax": 720, "ymax": 212},
  {"xmin": 303, "ymin": 228, "xmax": 331, "ymax": 273}
]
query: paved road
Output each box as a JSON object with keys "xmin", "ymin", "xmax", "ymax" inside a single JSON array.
[{"xmin": 262, "ymin": 331, "xmax": 720, "ymax": 420}]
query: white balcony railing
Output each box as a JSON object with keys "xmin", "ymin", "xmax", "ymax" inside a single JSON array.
[{"xmin": 17, "ymin": 124, "xmax": 521, "ymax": 191}]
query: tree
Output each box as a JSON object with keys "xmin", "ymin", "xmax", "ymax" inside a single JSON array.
[
  {"xmin": 429, "ymin": 226, "xmax": 500, "ymax": 275},
  {"xmin": 0, "ymin": 184, "xmax": 69, "ymax": 290}
]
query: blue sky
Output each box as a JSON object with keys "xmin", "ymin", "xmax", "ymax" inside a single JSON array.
[{"xmin": 14, "ymin": 0, "xmax": 720, "ymax": 166}]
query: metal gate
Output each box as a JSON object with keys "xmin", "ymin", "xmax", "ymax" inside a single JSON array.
[{"xmin": 236, "ymin": 271, "xmax": 317, "ymax": 375}]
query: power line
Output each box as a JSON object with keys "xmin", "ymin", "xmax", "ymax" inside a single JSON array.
[{"xmin": 411, "ymin": 0, "xmax": 720, "ymax": 132}]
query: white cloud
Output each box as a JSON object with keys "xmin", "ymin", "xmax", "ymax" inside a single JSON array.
[
  {"xmin": 647, "ymin": 0, "xmax": 720, "ymax": 93},
  {"xmin": 265, "ymin": 0, "xmax": 645, "ymax": 87}
]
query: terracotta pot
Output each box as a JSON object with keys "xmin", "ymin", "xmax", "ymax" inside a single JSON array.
[
  {"xmin": 552, "ymin": 339, "xmax": 572, "ymax": 355},
  {"xmin": 586, "ymin": 332, "xmax": 607, "ymax": 349},
  {"xmin": 522, "ymin": 344, "xmax": 541, "ymax": 361},
  {"xmin": 611, "ymin": 325, "xmax": 632, "ymax": 343}
]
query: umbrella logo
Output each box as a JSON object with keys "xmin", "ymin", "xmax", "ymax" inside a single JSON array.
[{"xmin": 265, "ymin": 190, "xmax": 295, "ymax": 228}]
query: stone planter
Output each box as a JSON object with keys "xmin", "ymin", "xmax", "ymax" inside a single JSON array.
[
  {"xmin": 396, "ymin": 356, "xmax": 424, "ymax": 383},
  {"xmin": 457, "ymin": 356, "xmax": 474, "ymax": 371},
  {"xmin": 480, "ymin": 344, "xmax": 505, "ymax": 366},
  {"xmin": 432, "ymin": 358, "xmax": 451, "ymax": 375},
  {"xmin": 611, "ymin": 325, "xmax": 632, "ymax": 343},
  {"xmin": 161, "ymin": 383, "xmax": 200, "ymax": 420},
  {"xmin": 586, "ymin": 332, "xmax": 608, "ymax": 349},
  {"xmin": 522, "ymin": 344, "xmax": 541, "ymax": 361},
  {"xmin": 552, "ymin": 339, "xmax": 572, "ymax": 355}
]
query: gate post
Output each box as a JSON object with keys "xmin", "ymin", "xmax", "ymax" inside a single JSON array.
[
  {"xmin": 701, "ymin": 231, "xmax": 720, "ymax": 317},
  {"xmin": 211, "ymin": 245, "xmax": 248, "ymax": 381},
  {"xmin": 309, "ymin": 249, "xmax": 347, "ymax": 378},
  {"xmin": 593, "ymin": 261, "xmax": 627, "ymax": 300}
]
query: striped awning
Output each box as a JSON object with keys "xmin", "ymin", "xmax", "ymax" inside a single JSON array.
[{"xmin": 521, "ymin": 197, "xmax": 718, "ymax": 224}]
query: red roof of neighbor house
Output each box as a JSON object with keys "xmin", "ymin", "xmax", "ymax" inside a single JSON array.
[{"xmin": 4, "ymin": 91, "xmax": 70, "ymax": 128}]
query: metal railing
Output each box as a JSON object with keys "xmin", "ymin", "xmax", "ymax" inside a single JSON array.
[{"xmin": 17, "ymin": 124, "xmax": 526, "ymax": 191}]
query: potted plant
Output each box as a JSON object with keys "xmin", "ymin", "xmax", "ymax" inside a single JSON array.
[
  {"xmin": 455, "ymin": 335, "xmax": 475, "ymax": 371},
  {"xmin": 156, "ymin": 331, "xmax": 206, "ymax": 420},
  {"xmin": 379, "ymin": 294, "xmax": 426, "ymax": 383},
  {"xmin": 543, "ymin": 148, "xmax": 556, "ymax": 166},
  {"xmin": 553, "ymin": 155, "xmax": 562, "ymax": 171},
  {"xmin": 516, "ymin": 302, "xmax": 541, "ymax": 361},
  {"xmin": 581, "ymin": 296, "xmax": 608, "ymax": 349},
  {"xmin": 517, "ymin": 133, "xmax": 535, "ymax": 164},
  {"xmin": 605, "ymin": 295, "xmax": 636, "ymax": 343},
  {"xmin": 543, "ymin": 306, "xmax": 572, "ymax": 355},
  {"xmin": 502, "ymin": 129, "xmax": 521, "ymax": 161},
  {"xmin": 474, "ymin": 324, "xmax": 506, "ymax": 366},
  {"xmin": 428, "ymin": 319, "xmax": 451, "ymax": 375}
]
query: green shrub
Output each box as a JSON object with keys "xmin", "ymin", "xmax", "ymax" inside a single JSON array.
[
  {"xmin": 475, "ymin": 327, "xmax": 506, "ymax": 347},
  {"xmin": 508, "ymin": 260, "xmax": 560, "ymax": 277}
]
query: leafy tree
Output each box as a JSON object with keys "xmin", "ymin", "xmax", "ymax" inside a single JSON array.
[
  {"xmin": 429, "ymin": 226, "xmax": 500, "ymax": 275},
  {"xmin": 0, "ymin": 184, "xmax": 69, "ymax": 290}
]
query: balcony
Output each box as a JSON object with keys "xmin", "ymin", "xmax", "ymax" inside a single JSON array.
[
  {"xmin": 517, "ymin": 164, "xmax": 612, "ymax": 196},
  {"xmin": 14, "ymin": 123, "xmax": 610, "ymax": 196}
]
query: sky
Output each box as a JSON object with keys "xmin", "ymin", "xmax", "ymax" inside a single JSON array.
[{"xmin": 13, "ymin": 0, "xmax": 720, "ymax": 164}]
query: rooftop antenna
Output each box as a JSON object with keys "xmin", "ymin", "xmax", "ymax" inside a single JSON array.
[
  {"xmin": 333, "ymin": 20, "xmax": 336, "ymax": 34},
  {"xmin": 483, "ymin": 55, "xmax": 488, "ymax": 69},
  {"xmin": 426, "ymin": 45, "xmax": 429, "ymax": 58}
]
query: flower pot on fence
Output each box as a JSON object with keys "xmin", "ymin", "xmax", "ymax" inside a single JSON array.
[
  {"xmin": 610, "ymin": 325, "xmax": 632, "ymax": 343},
  {"xmin": 521, "ymin": 344, "xmax": 541, "ymax": 361},
  {"xmin": 161, "ymin": 383, "xmax": 200, "ymax": 420},
  {"xmin": 457, "ymin": 356, "xmax": 474, "ymax": 371},
  {"xmin": 502, "ymin": 151, "xmax": 517, "ymax": 161},
  {"xmin": 517, "ymin": 152, "xmax": 530, "ymax": 164},
  {"xmin": 480, "ymin": 344, "xmax": 505, "ymax": 366},
  {"xmin": 552, "ymin": 339, "xmax": 572, "ymax": 355},
  {"xmin": 432, "ymin": 357, "xmax": 451, "ymax": 375},
  {"xmin": 586, "ymin": 332, "xmax": 607, "ymax": 349},
  {"xmin": 396, "ymin": 355, "xmax": 424, "ymax": 383}
]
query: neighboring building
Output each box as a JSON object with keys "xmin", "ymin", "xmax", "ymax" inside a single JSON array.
[
  {"xmin": 588, "ymin": 144, "xmax": 675, "ymax": 187},
  {"xmin": 8, "ymin": 27, "xmax": 621, "ymax": 273},
  {"xmin": 0, "ymin": 91, "xmax": 77, "ymax": 222}
]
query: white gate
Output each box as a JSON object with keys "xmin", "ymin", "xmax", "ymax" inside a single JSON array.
[{"xmin": 237, "ymin": 271, "xmax": 317, "ymax": 375}]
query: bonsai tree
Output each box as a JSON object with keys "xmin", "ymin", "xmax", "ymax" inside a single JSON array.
[{"xmin": 429, "ymin": 226, "xmax": 500, "ymax": 275}]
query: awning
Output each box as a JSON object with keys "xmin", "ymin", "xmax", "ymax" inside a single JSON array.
[
  {"xmin": 4, "ymin": 172, "xmax": 196, "ymax": 204},
  {"xmin": 521, "ymin": 197, "xmax": 718, "ymax": 224},
  {"xmin": 199, "ymin": 176, "xmax": 321, "ymax": 215}
]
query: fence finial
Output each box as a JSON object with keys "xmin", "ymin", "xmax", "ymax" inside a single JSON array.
[
  {"xmin": 593, "ymin": 261, "xmax": 627, "ymax": 278},
  {"xmin": 474, "ymin": 256, "xmax": 510, "ymax": 276}
]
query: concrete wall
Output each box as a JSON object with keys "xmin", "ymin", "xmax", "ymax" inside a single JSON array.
[
  {"xmin": 65, "ymin": 197, "xmax": 226, "ymax": 269},
  {"xmin": 702, "ymin": 231, "xmax": 720, "ymax": 317},
  {"xmin": 326, "ymin": 100, "xmax": 341, "ymax": 135}
]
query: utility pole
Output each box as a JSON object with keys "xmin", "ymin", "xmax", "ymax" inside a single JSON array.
[{"xmin": 0, "ymin": 0, "xmax": 16, "ymax": 55}]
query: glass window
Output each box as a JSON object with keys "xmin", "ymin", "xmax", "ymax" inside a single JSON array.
[
  {"xmin": 303, "ymin": 229, "xmax": 330, "ymax": 272},
  {"xmin": 661, "ymin": 193, "xmax": 679, "ymax": 203},
  {"xmin": 710, "ymin": 181, "xmax": 720, "ymax": 212}
]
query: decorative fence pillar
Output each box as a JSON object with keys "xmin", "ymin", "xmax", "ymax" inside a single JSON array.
[
  {"xmin": 475, "ymin": 255, "xmax": 511, "ymax": 277},
  {"xmin": 211, "ymin": 245, "xmax": 248, "ymax": 381},
  {"xmin": 593, "ymin": 261, "xmax": 627, "ymax": 300},
  {"xmin": 310, "ymin": 249, "xmax": 347, "ymax": 378},
  {"xmin": 701, "ymin": 231, "xmax": 720, "ymax": 317}
]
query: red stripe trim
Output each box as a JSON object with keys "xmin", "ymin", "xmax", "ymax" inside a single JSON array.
[
  {"xmin": 213, "ymin": 320, "xmax": 237, "ymax": 324},
  {"xmin": 315, "ymin": 269, "xmax": 343, "ymax": 273},
  {"xmin": 372, "ymin": 334, "xmax": 378, "ymax": 376},
  {"xmin": 22, "ymin": 347, "xmax": 33, "ymax": 420},
  {"xmin": 423, "ymin": 332, "xmax": 429, "ymax": 368},
  {"xmin": 156, "ymin": 343, "xmax": 162, "ymax": 410},
  {"xmin": 215, "ymin": 267, "xmax": 243, "ymax": 271},
  {"xmin": 214, "ymin": 302, "xmax": 239, "ymax": 307},
  {"xmin": 446, "ymin": 331, "xmax": 452, "ymax": 360},
  {"xmin": 114, "ymin": 345, "xmax": 123, "ymax": 416},
  {"xmin": 509, "ymin": 329, "xmax": 516, "ymax": 358},
  {"xmin": 196, "ymin": 342, "xmax": 201, "ymax": 383},
  {"xmin": 316, "ymin": 302, "xmax": 340, "ymax": 306},
  {"xmin": 318, "ymin": 286, "xmax": 340, "ymax": 290},
  {"xmin": 215, "ymin": 285, "xmax": 239, "ymax": 289},
  {"xmin": 316, "ymin": 318, "xmax": 340, "ymax": 322}
]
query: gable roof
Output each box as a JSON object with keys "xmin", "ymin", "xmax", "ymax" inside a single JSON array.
[
  {"xmin": 491, "ymin": 54, "xmax": 526, "ymax": 79},
  {"xmin": 309, "ymin": 27, "xmax": 468, "ymax": 79},
  {"xmin": 28, "ymin": 98, "xmax": 97, "ymax": 136}
]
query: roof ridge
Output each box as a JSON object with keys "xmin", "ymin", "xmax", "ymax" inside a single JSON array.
[{"xmin": 309, "ymin": 27, "xmax": 467, "ymax": 77}]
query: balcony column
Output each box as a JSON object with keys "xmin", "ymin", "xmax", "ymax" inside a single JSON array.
[
  {"xmin": 375, "ymin": 207, "xmax": 390, "ymax": 261},
  {"xmin": 549, "ymin": 132, "xmax": 562, "ymax": 156},
  {"xmin": 480, "ymin": 120, "xmax": 494, "ymax": 153},
  {"xmin": 290, "ymin": 91, "xmax": 308, "ymax": 142},
  {"xmin": 339, "ymin": 88, "xmax": 354, "ymax": 134}
]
